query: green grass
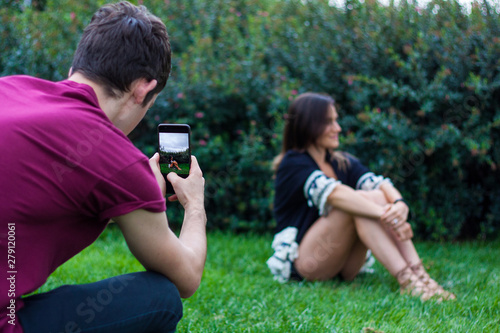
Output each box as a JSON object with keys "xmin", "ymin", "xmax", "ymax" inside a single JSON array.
[
  {"xmin": 161, "ymin": 163, "xmax": 190, "ymax": 175},
  {"xmin": 41, "ymin": 226, "xmax": 500, "ymax": 332}
]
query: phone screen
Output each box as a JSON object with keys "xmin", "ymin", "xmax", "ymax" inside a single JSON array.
[{"xmin": 158, "ymin": 124, "xmax": 191, "ymax": 194}]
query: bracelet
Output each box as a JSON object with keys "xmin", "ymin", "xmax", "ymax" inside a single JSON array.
[
  {"xmin": 393, "ymin": 198, "xmax": 411, "ymax": 220},
  {"xmin": 393, "ymin": 198, "xmax": 407, "ymax": 206}
]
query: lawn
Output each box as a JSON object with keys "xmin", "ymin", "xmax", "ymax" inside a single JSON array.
[
  {"xmin": 161, "ymin": 163, "xmax": 190, "ymax": 176},
  {"xmin": 39, "ymin": 225, "xmax": 500, "ymax": 332}
]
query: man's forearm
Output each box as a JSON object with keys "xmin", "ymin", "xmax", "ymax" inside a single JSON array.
[{"xmin": 178, "ymin": 206, "xmax": 207, "ymax": 276}]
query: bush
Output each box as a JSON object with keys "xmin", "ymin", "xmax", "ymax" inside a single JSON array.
[{"xmin": 1, "ymin": 0, "xmax": 499, "ymax": 240}]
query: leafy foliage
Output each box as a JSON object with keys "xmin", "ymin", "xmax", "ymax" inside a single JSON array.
[{"xmin": 1, "ymin": 0, "xmax": 499, "ymax": 239}]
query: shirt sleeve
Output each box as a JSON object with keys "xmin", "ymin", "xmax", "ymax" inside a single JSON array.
[
  {"xmin": 85, "ymin": 159, "xmax": 166, "ymax": 222},
  {"xmin": 276, "ymin": 152, "xmax": 341, "ymax": 217},
  {"xmin": 346, "ymin": 155, "xmax": 393, "ymax": 190},
  {"xmin": 303, "ymin": 170, "xmax": 341, "ymax": 216}
]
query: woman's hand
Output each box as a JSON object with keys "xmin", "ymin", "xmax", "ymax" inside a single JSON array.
[
  {"xmin": 380, "ymin": 201, "xmax": 412, "ymax": 241},
  {"xmin": 380, "ymin": 200, "xmax": 409, "ymax": 229},
  {"xmin": 393, "ymin": 222, "xmax": 413, "ymax": 241}
]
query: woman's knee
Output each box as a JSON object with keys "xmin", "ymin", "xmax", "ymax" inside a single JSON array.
[
  {"xmin": 324, "ymin": 207, "xmax": 355, "ymax": 226},
  {"xmin": 357, "ymin": 189, "xmax": 387, "ymax": 205}
]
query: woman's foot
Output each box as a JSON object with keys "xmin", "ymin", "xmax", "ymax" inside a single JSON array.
[
  {"xmin": 396, "ymin": 265, "xmax": 456, "ymax": 301},
  {"xmin": 396, "ymin": 266, "xmax": 436, "ymax": 301},
  {"xmin": 411, "ymin": 262, "xmax": 456, "ymax": 301}
]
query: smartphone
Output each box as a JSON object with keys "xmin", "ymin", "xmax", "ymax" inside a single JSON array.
[{"xmin": 158, "ymin": 124, "xmax": 191, "ymax": 195}]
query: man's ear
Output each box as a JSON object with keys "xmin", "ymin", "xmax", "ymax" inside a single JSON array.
[
  {"xmin": 68, "ymin": 67, "xmax": 73, "ymax": 78},
  {"xmin": 133, "ymin": 79, "xmax": 158, "ymax": 105}
]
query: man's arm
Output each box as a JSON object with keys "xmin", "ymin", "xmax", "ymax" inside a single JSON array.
[
  {"xmin": 114, "ymin": 156, "xmax": 206, "ymax": 298},
  {"xmin": 115, "ymin": 209, "xmax": 206, "ymax": 298}
]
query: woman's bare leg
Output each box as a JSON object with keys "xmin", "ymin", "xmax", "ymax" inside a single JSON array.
[
  {"xmin": 353, "ymin": 215, "xmax": 407, "ymax": 276},
  {"xmin": 358, "ymin": 190, "xmax": 421, "ymax": 267},
  {"xmin": 295, "ymin": 190, "xmax": 455, "ymax": 300},
  {"xmin": 294, "ymin": 207, "xmax": 409, "ymax": 281},
  {"xmin": 357, "ymin": 190, "xmax": 456, "ymax": 299},
  {"xmin": 293, "ymin": 209, "xmax": 358, "ymax": 281},
  {"xmin": 339, "ymin": 236, "xmax": 368, "ymax": 281}
]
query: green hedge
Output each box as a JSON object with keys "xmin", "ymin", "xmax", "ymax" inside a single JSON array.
[{"xmin": 1, "ymin": 0, "xmax": 499, "ymax": 240}]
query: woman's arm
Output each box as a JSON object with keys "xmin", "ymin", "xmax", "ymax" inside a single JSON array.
[
  {"xmin": 379, "ymin": 182, "xmax": 410, "ymax": 226},
  {"xmin": 327, "ymin": 184, "xmax": 388, "ymax": 220},
  {"xmin": 379, "ymin": 182, "xmax": 404, "ymax": 204}
]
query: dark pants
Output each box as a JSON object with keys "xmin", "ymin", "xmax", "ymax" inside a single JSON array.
[{"xmin": 18, "ymin": 272, "xmax": 183, "ymax": 333}]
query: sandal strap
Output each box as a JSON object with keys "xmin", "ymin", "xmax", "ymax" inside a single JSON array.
[
  {"xmin": 397, "ymin": 266, "xmax": 430, "ymax": 298},
  {"xmin": 410, "ymin": 261, "xmax": 456, "ymax": 300}
]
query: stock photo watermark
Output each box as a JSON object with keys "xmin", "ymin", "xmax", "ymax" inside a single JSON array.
[
  {"xmin": 6, "ymin": 222, "xmax": 17, "ymax": 326},
  {"xmin": 47, "ymin": 274, "xmax": 137, "ymax": 333},
  {"xmin": 51, "ymin": 127, "xmax": 105, "ymax": 183}
]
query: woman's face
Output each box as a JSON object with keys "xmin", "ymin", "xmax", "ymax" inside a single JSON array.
[{"xmin": 314, "ymin": 105, "xmax": 341, "ymax": 150}]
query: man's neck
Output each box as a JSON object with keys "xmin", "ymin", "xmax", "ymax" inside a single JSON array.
[{"xmin": 67, "ymin": 72, "xmax": 125, "ymax": 123}]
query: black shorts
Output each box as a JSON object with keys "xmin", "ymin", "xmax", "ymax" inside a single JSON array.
[{"xmin": 290, "ymin": 262, "xmax": 304, "ymax": 282}]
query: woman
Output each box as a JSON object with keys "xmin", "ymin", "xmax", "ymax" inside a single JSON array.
[
  {"xmin": 266, "ymin": 92, "xmax": 454, "ymax": 301},
  {"xmin": 169, "ymin": 155, "xmax": 182, "ymax": 170}
]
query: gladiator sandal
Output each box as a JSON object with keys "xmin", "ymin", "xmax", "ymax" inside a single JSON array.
[
  {"xmin": 396, "ymin": 266, "xmax": 435, "ymax": 301},
  {"xmin": 411, "ymin": 262, "xmax": 456, "ymax": 301}
]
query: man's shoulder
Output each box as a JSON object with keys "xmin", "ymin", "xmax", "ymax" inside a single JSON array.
[
  {"xmin": 0, "ymin": 74, "xmax": 58, "ymax": 90},
  {"xmin": 0, "ymin": 75, "xmax": 44, "ymax": 97},
  {"xmin": 0, "ymin": 74, "xmax": 37, "ymax": 82}
]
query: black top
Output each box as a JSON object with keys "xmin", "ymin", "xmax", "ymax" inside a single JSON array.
[{"xmin": 273, "ymin": 150, "xmax": 373, "ymax": 243}]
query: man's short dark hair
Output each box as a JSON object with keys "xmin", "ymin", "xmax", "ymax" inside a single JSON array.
[{"xmin": 71, "ymin": 1, "xmax": 171, "ymax": 106}]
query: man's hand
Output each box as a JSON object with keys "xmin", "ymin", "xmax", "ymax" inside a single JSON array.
[
  {"xmin": 149, "ymin": 153, "xmax": 166, "ymax": 197},
  {"xmin": 166, "ymin": 156, "xmax": 205, "ymax": 210},
  {"xmin": 116, "ymin": 156, "xmax": 206, "ymax": 298}
]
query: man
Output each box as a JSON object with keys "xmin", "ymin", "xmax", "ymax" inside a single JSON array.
[{"xmin": 0, "ymin": 2, "xmax": 206, "ymax": 332}]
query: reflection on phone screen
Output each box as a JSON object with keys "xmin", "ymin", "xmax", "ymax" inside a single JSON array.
[{"xmin": 159, "ymin": 132, "xmax": 190, "ymax": 177}]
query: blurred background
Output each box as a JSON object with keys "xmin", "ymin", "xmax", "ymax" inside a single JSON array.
[{"xmin": 1, "ymin": 0, "xmax": 498, "ymax": 240}]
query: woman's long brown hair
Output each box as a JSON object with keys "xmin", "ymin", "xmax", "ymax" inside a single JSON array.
[{"xmin": 272, "ymin": 92, "xmax": 349, "ymax": 172}]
